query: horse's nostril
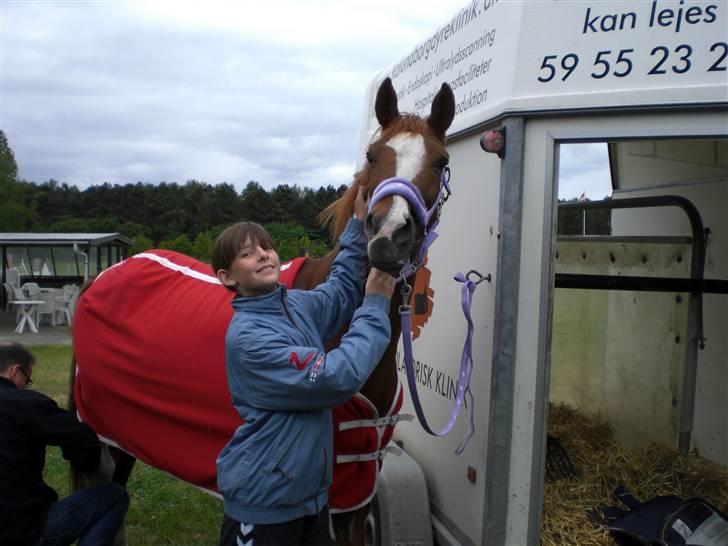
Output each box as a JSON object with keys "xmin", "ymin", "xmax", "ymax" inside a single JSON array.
[
  {"xmin": 392, "ymin": 216, "xmax": 414, "ymax": 247},
  {"xmin": 364, "ymin": 213, "xmax": 377, "ymax": 236}
]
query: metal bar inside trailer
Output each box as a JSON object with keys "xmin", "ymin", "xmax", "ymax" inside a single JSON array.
[
  {"xmin": 555, "ymin": 273, "xmax": 728, "ymax": 294},
  {"xmin": 558, "ymin": 195, "xmax": 707, "ymax": 453}
]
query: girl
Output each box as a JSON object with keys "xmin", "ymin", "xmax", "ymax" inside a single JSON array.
[{"xmin": 213, "ymin": 187, "xmax": 395, "ymax": 546}]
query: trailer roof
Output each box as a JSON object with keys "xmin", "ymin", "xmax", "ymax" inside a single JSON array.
[
  {"xmin": 0, "ymin": 233, "xmax": 133, "ymax": 246},
  {"xmin": 360, "ymin": 0, "xmax": 728, "ymax": 148}
]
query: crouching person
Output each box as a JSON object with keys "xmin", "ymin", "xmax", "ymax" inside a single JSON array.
[{"xmin": 0, "ymin": 342, "xmax": 129, "ymax": 546}]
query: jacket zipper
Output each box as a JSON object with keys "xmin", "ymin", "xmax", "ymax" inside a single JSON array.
[
  {"xmin": 280, "ymin": 286, "xmax": 325, "ymax": 513},
  {"xmin": 319, "ymin": 442, "xmax": 328, "ymax": 513},
  {"xmin": 279, "ymin": 287, "xmax": 316, "ymax": 348}
]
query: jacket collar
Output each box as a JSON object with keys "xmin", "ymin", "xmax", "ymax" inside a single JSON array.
[
  {"xmin": 0, "ymin": 376, "xmax": 17, "ymax": 389},
  {"xmin": 231, "ymin": 284, "xmax": 286, "ymax": 314}
]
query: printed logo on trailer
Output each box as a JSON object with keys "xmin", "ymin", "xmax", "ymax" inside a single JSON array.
[{"xmin": 410, "ymin": 262, "xmax": 434, "ymax": 340}]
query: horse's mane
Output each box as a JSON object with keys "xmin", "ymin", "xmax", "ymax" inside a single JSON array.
[
  {"xmin": 318, "ymin": 115, "xmax": 435, "ymax": 240},
  {"xmin": 318, "ymin": 172, "xmax": 366, "ymax": 240}
]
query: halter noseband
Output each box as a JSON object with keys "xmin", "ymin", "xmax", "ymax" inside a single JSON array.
[{"xmin": 367, "ymin": 166, "xmax": 451, "ymax": 280}]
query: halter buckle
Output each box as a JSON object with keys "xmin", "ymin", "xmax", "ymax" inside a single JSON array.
[
  {"xmin": 441, "ymin": 167, "xmax": 452, "ymax": 202},
  {"xmin": 399, "ymin": 280, "xmax": 412, "ymax": 303}
]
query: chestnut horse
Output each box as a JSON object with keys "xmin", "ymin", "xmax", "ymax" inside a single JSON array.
[{"xmin": 69, "ymin": 76, "xmax": 455, "ymax": 546}]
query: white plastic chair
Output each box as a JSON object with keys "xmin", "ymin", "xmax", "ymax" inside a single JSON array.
[
  {"xmin": 36, "ymin": 293, "xmax": 57, "ymax": 326},
  {"xmin": 3, "ymin": 282, "xmax": 17, "ymax": 314},
  {"xmin": 20, "ymin": 283, "xmax": 49, "ymax": 325},
  {"xmin": 21, "ymin": 282, "xmax": 41, "ymax": 299},
  {"xmin": 11, "ymin": 288, "xmax": 31, "ymax": 321},
  {"xmin": 55, "ymin": 285, "xmax": 80, "ymax": 326}
]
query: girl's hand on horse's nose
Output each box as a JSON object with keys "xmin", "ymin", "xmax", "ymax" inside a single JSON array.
[
  {"xmin": 354, "ymin": 186, "xmax": 369, "ymax": 221},
  {"xmin": 365, "ymin": 268, "xmax": 396, "ymax": 299}
]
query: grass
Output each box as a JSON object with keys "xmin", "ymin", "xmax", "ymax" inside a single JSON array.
[{"xmin": 32, "ymin": 345, "xmax": 222, "ymax": 545}]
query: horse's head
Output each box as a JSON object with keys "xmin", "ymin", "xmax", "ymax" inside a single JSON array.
[
  {"xmin": 361, "ymin": 77, "xmax": 455, "ymax": 273},
  {"xmin": 319, "ymin": 78, "xmax": 455, "ymax": 274}
]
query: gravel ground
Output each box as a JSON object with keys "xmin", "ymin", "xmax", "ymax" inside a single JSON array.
[{"xmin": 0, "ymin": 309, "xmax": 72, "ymax": 346}]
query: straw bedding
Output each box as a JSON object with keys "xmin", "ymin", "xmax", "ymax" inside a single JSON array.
[{"xmin": 542, "ymin": 403, "xmax": 728, "ymax": 545}]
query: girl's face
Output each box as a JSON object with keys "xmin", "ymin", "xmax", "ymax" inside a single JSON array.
[{"xmin": 216, "ymin": 236, "xmax": 280, "ymax": 297}]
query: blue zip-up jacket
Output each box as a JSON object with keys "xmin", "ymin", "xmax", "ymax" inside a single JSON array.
[{"xmin": 217, "ymin": 218, "xmax": 392, "ymax": 525}]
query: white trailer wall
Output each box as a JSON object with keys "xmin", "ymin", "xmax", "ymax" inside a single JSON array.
[
  {"xmin": 610, "ymin": 140, "xmax": 728, "ymax": 464},
  {"xmin": 551, "ymin": 237, "xmax": 692, "ymax": 449}
]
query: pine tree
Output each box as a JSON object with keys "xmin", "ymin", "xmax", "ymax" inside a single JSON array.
[
  {"xmin": 0, "ymin": 130, "xmax": 36, "ymax": 230},
  {"xmin": 0, "ymin": 130, "xmax": 18, "ymax": 182}
]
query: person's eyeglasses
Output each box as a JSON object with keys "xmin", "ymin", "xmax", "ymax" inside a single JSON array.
[{"xmin": 16, "ymin": 365, "xmax": 33, "ymax": 387}]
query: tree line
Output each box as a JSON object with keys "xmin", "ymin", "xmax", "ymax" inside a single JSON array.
[
  {"xmin": 0, "ymin": 129, "xmax": 609, "ymax": 263},
  {"xmin": 557, "ymin": 198, "xmax": 611, "ymax": 236},
  {"xmin": 0, "ymin": 130, "xmax": 347, "ymax": 261}
]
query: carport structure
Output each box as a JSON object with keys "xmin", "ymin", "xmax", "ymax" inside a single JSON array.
[{"xmin": 0, "ymin": 232, "xmax": 132, "ymax": 306}]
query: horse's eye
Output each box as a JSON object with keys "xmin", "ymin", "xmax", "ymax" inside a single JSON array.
[
  {"xmin": 366, "ymin": 151, "xmax": 375, "ymax": 165},
  {"xmin": 436, "ymin": 156, "xmax": 449, "ymax": 170}
]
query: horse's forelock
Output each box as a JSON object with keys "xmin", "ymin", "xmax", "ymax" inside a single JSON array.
[{"xmin": 380, "ymin": 114, "xmax": 431, "ymax": 140}]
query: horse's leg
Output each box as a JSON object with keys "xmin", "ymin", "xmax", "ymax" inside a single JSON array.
[
  {"xmin": 331, "ymin": 506, "xmax": 369, "ymax": 546},
  {"xmin": 335, "ymin": 295, "xmax": 404, "ymax": 546},
  {"xmin": 107, "ymin": 446, "xmax": 135, "ymax": 546},
  {"xmin": 69, "ymin": 354, "xmax": 133, "ymax": 546},
  {"xmin": 109, "ymin": 446, "xmax": 136, "ymax": 486},
  {"xmin": 69, "ymin": 444, "xmax": 134, "ymax": 546},
  {"xmin": 359, "ymin": 292, "xmax": 403, "ymax": 412}
]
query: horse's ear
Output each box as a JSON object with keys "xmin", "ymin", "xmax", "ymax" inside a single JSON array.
[
  {"xmin": 375, "ymin": 77, "xmax": 399, "ymax": 129},
  {"xmin": 428, "ymin": 83, "xmax": 455, "ymax": 140}
]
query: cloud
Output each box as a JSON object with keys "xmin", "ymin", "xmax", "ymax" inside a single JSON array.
[
  {"xmin": 4, "ymin": 1, "xmax": 463, "ymax": 190},
  {"xmin": 559, "ymin": 143, "xmax": 612, "ymax": 201},
  {"xmin": 1, "ymin": 1, "xmax": 613, "ymax": 199}
]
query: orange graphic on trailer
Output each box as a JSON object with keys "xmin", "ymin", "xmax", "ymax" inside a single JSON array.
[{"xmin": 409, "ymin": 258, "xmax": 434, "ymax": 340}]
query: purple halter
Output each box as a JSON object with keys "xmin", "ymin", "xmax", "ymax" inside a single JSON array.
[{"xmin": 367, "ymin": 167, "xmax": 451, "ymax": 280}]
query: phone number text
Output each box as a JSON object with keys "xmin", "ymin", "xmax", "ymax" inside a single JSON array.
[{"xmin": 537, "ymin": 42, "xmax": 727, "ymax": 82}]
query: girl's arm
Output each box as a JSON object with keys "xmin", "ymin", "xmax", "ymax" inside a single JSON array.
[
  {"xmin": 301, "ymin": 187, "xmax": 370, "ymax": 340},
  {"xmin": 228, "ymin": 292, "xmax": 391, "ymax": 411}
]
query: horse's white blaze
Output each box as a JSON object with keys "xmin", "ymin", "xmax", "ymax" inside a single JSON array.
[
  {"xmin": 369, "ymin": 133, "xmax": 425, "ymax": 247},
  {"xmin": 388, "ymin": 133, "xmax": 425, "ymax": 181},
  {"xmin": 368, "ymin": 195, "xmax": 410, "ymax": 245}
]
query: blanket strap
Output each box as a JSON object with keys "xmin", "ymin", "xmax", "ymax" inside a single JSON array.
[
  {"xmin": 338, "ymin": 414, "xmax": 414, "ymax": 431},
  {"xmin": 336, "ymin": 445, "xmax": 403, "ymax": 464}
]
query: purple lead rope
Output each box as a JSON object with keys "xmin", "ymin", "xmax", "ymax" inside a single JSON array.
[{"xmin": 400, "ymin": 273, "xmax": 478, "ymax": 454}]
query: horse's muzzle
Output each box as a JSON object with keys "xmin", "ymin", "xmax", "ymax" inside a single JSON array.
[{"xmin": 367, "ymin": 237, "xmax": 409, "ymax": 273}]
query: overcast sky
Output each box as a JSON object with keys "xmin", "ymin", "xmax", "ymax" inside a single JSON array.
[{"xmin": 1, "ymin": 0, "xmax": 611, "ymax": 199}]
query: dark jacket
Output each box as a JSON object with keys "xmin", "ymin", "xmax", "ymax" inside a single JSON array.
[{"xmin": 0, "ymin": 376, "xmax": 101, "ymax": 546}]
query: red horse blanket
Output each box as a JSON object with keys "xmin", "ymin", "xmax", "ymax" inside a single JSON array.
[
  {"xmin": 73, "ymin": 250, "xmax": 401, "ymax": 510},
  {"xmin": 330, "ymin": 382, "xmax": 407, "ymax": 512}
]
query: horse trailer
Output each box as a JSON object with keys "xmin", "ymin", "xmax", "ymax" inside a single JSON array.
[{"xmin": 358, "ymin": 1, "xmax": 728, "ymax": 544}]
